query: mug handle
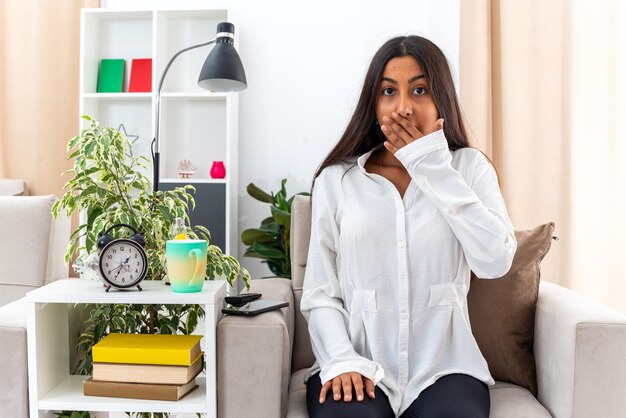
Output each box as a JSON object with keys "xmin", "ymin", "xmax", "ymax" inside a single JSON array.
[{"xmin": 187, "ymin": 248, "xmax": 205, "ymax": 286}]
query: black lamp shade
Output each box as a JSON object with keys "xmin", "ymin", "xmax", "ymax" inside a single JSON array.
[{"xmin": 198, "ymin": 23, "xmax": 247, "ymax": 92}]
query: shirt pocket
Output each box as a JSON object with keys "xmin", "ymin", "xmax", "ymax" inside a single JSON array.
[
  {"xmin": 428, "ymin": 282, "xmax": 467, "ymax": 308},
  {"xmin": 348, "ymin": 289, "xmax": 378, "ymax": 357},
  {"xmin": 350, "ymin": 289, "xmax": 378, "ymax": 314}
]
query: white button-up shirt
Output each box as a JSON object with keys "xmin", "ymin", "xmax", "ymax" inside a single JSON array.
[{"xmin": 301, "ymin": 129, "xmax": 517, "ymax": 417}]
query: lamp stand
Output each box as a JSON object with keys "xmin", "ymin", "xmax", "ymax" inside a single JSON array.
[{"xmin": 152, "ymin": 39, "xmax": 216, "ymax": 192}]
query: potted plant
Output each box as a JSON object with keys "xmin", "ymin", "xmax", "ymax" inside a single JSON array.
[
  {"xmin": 241, "ymin": 179, "xmax": 309, "ymax": 279},
  {"xmin": 51, "ymin": 116, "xmax": 251, "ymax": 411}
]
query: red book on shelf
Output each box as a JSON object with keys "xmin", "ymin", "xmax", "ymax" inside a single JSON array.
[{"xmin": 129, "ymin": 58, "xmax": 152, "ymax": 92}]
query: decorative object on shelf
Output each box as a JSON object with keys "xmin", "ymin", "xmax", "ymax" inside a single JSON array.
[
  {"xmin": 166, "ymin": 239, "xmax": 208, "ymax": 293},
  {"xmin": 241, "ymin": 179, "xmax": 310, "ymax": 279},
  {"xmin": 163, "ymin": 217, "xmax": 191, "ymax": 285},
  {"xmin": 209, "ymin": 160, "xmax": 226, "ymax": 179},
  {"xmin": 177, "ymin": 159, "xmax": 197, "ymax": 178},
  {"xmin": 97, "ymin": 223, "xmax": 148, "ymax": 292},
  {"xmin": 52, "ymin": 115, "xmax": 251, "ymax": 382},
  {"xmin": 128, "ymin": 58, "xmax": 152, "ymax": 92},
  {"xmin": 72, "ymin": 251, "xmax": 101, "ymax": 282},
  {"xmin": 153, "ymin": 21, "xmax": 247, "ymax": 192},
  {"xmin": 97, "ymin": 58, "xmax": 125, "ymax": 92},
  {"xmin": 170, "ymin": 217, "xmax": 190, "ymax": 240},
  {"xmin": 117, "ymin": 123, "xmax": 140, "ymax": 158}
]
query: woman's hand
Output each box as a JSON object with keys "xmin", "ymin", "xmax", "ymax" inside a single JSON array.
[
  {"xmin": 319, "ymin": 372, "xmax": 376, "ymax": 404},
  {"xmin": 381, "ymin": 112, "xmax": 444, "ymax": 154}
]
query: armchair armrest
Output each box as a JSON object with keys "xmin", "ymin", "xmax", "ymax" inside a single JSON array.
[
  {"xmin": 0, "ymin": 297, "xmax": 28, "ymax": 417},
  {"xmin": 534, "ymin": 281, "xmax": 626, "ymax": 418},
  {"xmin": 217, "ymin": 278, "xmax": 295, "ymax": 418}
]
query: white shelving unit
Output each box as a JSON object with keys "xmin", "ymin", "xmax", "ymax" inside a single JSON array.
[
  {"xmin": 79, "ymin": 8, "xmax": 239, "ymax": 255},
  {"xmin": 26, "ymin": 279, "xmax": 226, "ymax": 417}
]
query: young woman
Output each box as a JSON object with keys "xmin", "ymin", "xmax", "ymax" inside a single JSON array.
[{"xmin": 300, "ymin": 36, "xmax": 517, "ymax": 418}]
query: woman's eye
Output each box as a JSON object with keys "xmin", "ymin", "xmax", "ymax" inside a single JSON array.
[
  {"xmin": 382, "ymin": 87, "xmax": 395, "ymax": 96},
  {"xmin": 413, "ymin": 87, "xmax": 427, "ymax": 95}
]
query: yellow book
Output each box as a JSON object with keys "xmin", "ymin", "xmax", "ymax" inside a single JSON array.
[{"xmin": 92, "ymin": 333, "xmax": 202, "ymax": 366}]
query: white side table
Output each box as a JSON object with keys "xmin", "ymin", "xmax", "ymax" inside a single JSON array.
[{"xmin": 26, "ymin": 279, "xmax": 226, "ymax": 418}]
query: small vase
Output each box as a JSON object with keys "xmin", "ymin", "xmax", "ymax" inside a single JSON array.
[{"xmin": 210, "ymin": 161, "xmax": 226, "ymax": 179}]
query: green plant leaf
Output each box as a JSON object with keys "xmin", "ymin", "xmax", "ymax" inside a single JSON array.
[
  {"xmin": 270, "ymin": 206, "xmax": 291, "ymax": 227},
  {"xmin": 84, "ymin": 138, "xmax": 97, "ymax": 156},
  {"xmin": 241, "ymin": 228, "xmax": 279, "ymax": 245},
  {"xmin": 260, "ymin": 216, "xmax": 275, "ymax": 227},
  {"xmin": 246, "ymin": 183, "xmax": 273, "ymax": 203},
  {"xmin": 186, "ymin": 309, "xmax": 198, "ymax": 334},
  {"xmin": 244, "ymin": 242, "xmax": 285, "ymax": 259}
]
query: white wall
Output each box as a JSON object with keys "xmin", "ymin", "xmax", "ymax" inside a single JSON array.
[{"xmin": 102, "ymin": 0, "xmax": 461, "ymax": 279}]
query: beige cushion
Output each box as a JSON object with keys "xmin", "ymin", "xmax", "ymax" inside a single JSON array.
[
  {"xmin": 287, "ymin": 369, "xmax": 309, "ymax": 418},
  {"xmin": 489, "ymin": 381, "xmax": 551, "ymax": 418},
  {"xmin": 286, "ymin": 368, "xmax": 551, "ymax": 418},
  {"xmin": 290, "ymin": 196, "xmax": 314, "ymax": 372},
  {"xmin": 468, "ymin": 222, "xmax": 556, "ymax": 396},
  {"xmin": 0, "ymin": 195, "xmax": 69, "ymax": 306}
]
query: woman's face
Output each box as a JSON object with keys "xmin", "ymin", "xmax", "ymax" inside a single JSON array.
[{"xmin": 375, "ymin": 56, "xmax": 439, "ymax": 136}]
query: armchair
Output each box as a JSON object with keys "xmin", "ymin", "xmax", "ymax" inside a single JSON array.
[
  {"xmin": 217, "ymin": 195, "xmax": 626, "ymax": 417},
  {"xmin": 0, "ymin": 195, "xmax": 70, "ymax": 417}
]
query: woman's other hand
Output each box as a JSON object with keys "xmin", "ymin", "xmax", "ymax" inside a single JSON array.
[
  {"xmin": 381, "ymin": 112, "xmax": 444, "ymax": 154},
  {"xmin": 319, "ymin": 372, "xmax": 376, "ymax": 404}
]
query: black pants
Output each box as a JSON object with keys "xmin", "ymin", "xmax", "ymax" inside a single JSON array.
[{"xmin": 306, "ymin": 372, "xmax": 490, "ymax": 418}]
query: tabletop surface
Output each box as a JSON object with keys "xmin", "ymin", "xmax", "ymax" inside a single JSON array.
[{"xmin": 26, "ymin": 278, "xmax": 225, "ymax": 304}]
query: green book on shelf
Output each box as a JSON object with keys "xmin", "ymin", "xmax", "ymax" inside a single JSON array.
[{"xmin": 97, "ymin": 59, "xmax": 125, "ymax": 92}]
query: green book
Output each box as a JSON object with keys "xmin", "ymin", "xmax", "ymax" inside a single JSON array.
[{"xmin": 97, "ymin": 59, "xmax": 125, "ymax": 92}]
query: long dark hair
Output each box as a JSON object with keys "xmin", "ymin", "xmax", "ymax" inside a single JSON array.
[{"xmin": 311, "ymin": 36, "xmax": 496, "ymax": 192}]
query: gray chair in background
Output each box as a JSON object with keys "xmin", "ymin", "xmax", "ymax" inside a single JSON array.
[
  {"xmin": 0, "ymin": 178, "xmax": 27, "ymax": 196},
  {"xmin": 0, "ymin": 195, "xmax": 70, "ymax": 417}
]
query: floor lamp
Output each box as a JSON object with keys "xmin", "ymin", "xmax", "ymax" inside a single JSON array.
[{"xmin": 153, "ymin": 22, "xmax": 247, "ymax": 192}]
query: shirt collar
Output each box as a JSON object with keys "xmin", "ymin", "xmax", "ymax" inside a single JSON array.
[{"xmin": 356, "ymin": 144, "xmax": 384, "ymax": 173}]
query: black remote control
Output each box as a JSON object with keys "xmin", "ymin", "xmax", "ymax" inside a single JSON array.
[{"xmin": 225, "ymin": 293, "xmax": 262, "ymax": 306}]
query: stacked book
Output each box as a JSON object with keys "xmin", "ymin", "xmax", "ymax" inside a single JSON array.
[{"xmin": 83, "ymin": 333, "xmax": 203, "ymax": 401}]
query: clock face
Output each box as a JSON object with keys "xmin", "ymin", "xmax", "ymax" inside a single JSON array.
[{"xmin": 99, "ymin": 238, "xmax": 148, "ymax": 289}]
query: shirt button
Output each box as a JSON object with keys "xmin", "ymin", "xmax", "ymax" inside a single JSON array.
[
  {"xmin": 399, "ymin": 378, "xmax": 407, "ymax": 385},
  {"xmin": 398, "ymin": 241, "xmax": 405, "ymax": 248},
  {"xmin": 401, "ymin": 314, "xmax": 408, "ymax": 320},
  {"xmin": 400, "ymin": 344, "xmax": 407, "ymax": 351}
]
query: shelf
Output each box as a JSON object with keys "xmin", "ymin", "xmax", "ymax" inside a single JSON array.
[
  {"xmin": 27, "ymin": 277, "xmax": 224, "ymax": 417},
  {"xmin": 83, "ymin": 93, "xmax": 152, "ymax": 100},
  {"xmin": 81, "ymin": 93, "xmax": 227, "ymax": 100},
  {"xmin": 80, "ymin": 5, "xmax": 238, "ymax": 261},
  {"xmin": 81, "ymin": 9, "xmax": 154, "ymax": 20},
  {"xmin": 38, "ymin": 375, "xmax": 207, "ymax": 413},
  {"xmin": 26, "ymin": 278, "xmax": 225, "ymax": 305},
  {"xmin": 160, "ymin": 92, "xmax": 228, "ymax": 100},
  {"xmin": 156, "ymin": 9, "xmax": 227, "ymax": 20},
  {"xmin": 161, "ymin": 178, "xmax": 227, "ymax": 184}
]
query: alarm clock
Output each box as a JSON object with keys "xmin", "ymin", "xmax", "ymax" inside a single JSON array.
[{"xmin": 97, "ymin": 223, "xmax": 148, "ymax": 292}]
